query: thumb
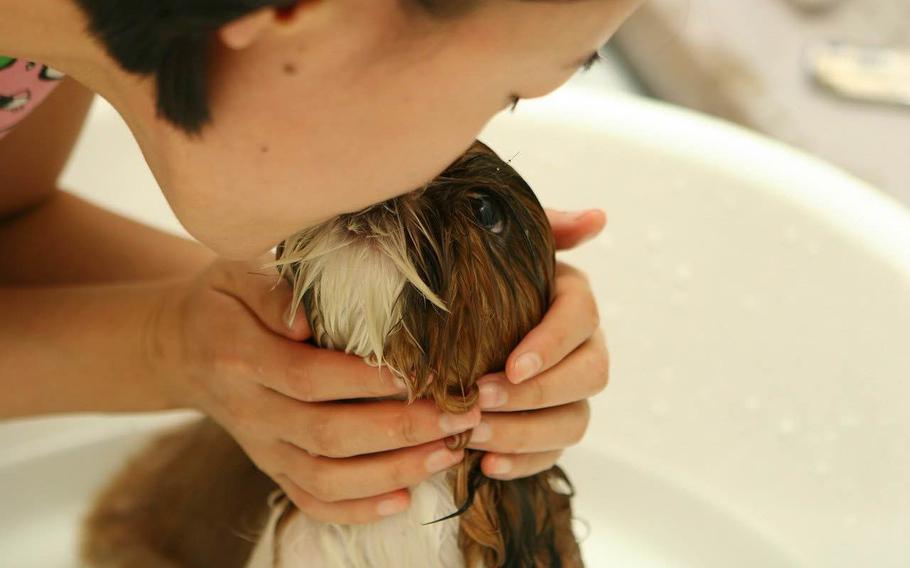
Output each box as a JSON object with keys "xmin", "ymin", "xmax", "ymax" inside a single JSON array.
[
  {"xmin": 207, "ymin": 258, "xmax": 312, "ymax": 342},
  {"xmin": 545, "ymin": 209, "xmax": 608, "ymax": 250}
]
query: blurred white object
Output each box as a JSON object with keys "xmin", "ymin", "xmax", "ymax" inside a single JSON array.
[
  {"xmin": 806, "ymin": 41, "xmax": 910, "ymax": 106},
  {"xmin": 2, "ymin": 84, "xmax": 910, "ymax": 567},
  {"xmin": 614, "ymin": 0, "xmax": 910, "ymax": 206}
]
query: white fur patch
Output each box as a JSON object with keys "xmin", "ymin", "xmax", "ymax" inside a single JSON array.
[
  {"xmin": 245, "ymin": 473, "xmax": 464, "ymax": 568},
  {"xmin": 253, "ymin": 220, "xmax": 468, "ymax": 567}
]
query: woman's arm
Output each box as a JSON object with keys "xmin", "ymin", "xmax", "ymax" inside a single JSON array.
[
  {"xmin": 0, "ymin": 279, "xmax": 175, "ymax": 418},
  {"xmin": 0, "ymin": 78, "xmax": 212, "ymax": 286},
  {"xmin": 0, "ymin": 191, "xmax": 212, "ymax": 285}
]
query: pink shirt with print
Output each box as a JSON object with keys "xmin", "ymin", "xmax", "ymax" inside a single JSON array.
[{"xmin": 0, "ymin": 56, "xmax": 65, "ymax": 140}]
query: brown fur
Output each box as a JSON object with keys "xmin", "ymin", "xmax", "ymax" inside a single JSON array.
[
  {"xmin": 81, "ymin": 142, "xmax": 582, "ymax": 567},
  {"xmin": 82, "ymin": 420, "xmax": 274, "ymax": 568}
]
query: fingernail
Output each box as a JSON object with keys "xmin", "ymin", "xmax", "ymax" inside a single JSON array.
[
  {"xmin": 377, "ymin": 497, "xmax": 407, "ymax": 517},
  {"xmin": 553, "ymin": 209, "xmax": 588, "ymax": 221},
  {"xmin": 512, "ymin": 353, "xmax": 542, "ymax": 383},
  {"xmin": 572, "ymin": 210, "xmax": 591, "ymax": 221},
  {"xmin": 439, "ymin": 412, "xmax": 479, "ymax": 434},
  {"xmin": 471, "ymin": 421, "xmax": 493, "ymax": 443},
  {"xmin": 488, "ymin": 457, "xmax": 513, "ymax": 477},
  {"xmin": 426, "ymin": 449, "xmax": 462, "ymax": 473},
  {"xmin": 479, "ymin": 382, "xmax": 508, "ymax": 409}
]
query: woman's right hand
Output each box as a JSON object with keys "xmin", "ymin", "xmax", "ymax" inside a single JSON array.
[{"xmin": 150, "ymin": 259, "xmax": 480, "ymax": 524}]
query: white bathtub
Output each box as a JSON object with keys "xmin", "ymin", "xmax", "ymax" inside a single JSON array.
[{"xmin": 2, "ymin": 81, "xmax": 909, "ymax": 567}]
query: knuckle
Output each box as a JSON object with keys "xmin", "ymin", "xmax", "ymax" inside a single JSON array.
[
  {"xmin": 396, "ymin": 410, "xmax": 422, "ymax": 447},
  {"xmin": 505, "ymin": 423, "xmax": 530, "ymax": 453},
  {"xmin": 388, "ymin": 458, "xmax": 417, "ymax": 489},
  {"xmin": 213, "ymin": 350, "xmax": 254, "ymax": 380},
  {"xmin": 582, "ymin": 295, "xmax": 601, "ymax": 330},
  {"xmin": 569, "ymin": 402, "xmax": 591, "ymax": 445},
  {"xmin": 305, "ymin": 469, "xmax": 339, "ymax": 502},
  {"xmin": 587, "ymin": 350, "xmax": 610, "ymax": 393},
  {"xmin": 549, "ymin": 324, "xmax": 571, "ymax": 353},
  {"xmin": 529, "ymin": 378, "xmax": 547, "ymax": 409},
  {"xmin": 223, "ymin": 394, "xmax": 255, "ymax": 428},
  {"xmin": 308, "ymin": 419, "xmax": 342, "ymax": 457},
  {"xmin": 286, "ymin": 365, "xmax": 316, "ymax": 402}
]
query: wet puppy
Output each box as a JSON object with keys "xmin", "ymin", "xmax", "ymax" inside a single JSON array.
[{"xmin": 82, "ymin": 141, "xmax": 582, "ymax": 568}]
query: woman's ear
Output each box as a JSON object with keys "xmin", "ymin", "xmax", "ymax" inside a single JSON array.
[
  {"xmin": 218, "ymin": 1, "xmax": 320, "ymax": 50},
  {"xmin": 219, "ymin": 9, "xmax": 275, "ymax": 50}
]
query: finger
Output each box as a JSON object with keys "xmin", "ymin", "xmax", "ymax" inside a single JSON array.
[
  {"xmin": 505, "ymin": 262, "xmax": 600, "ymax": 384},
  {"xmin": 477, "ymin": 329, "xmax": 608, "ymax": 412},
  {"xmin": 277, "ymin": 439, "xmax": 465, "ymax": 503},
  {"xmin": 209, "ymin": 259, "xmax": 311, "ymax": 341},
  {"xmin": 266, "ymin": 391, "xmax": 480, "ymax": 457},
  {"xmin": 467, "ymin": 400, "xmax": 589, "ymax": 454},
  {"xmin": 480, "ymin": 450, "xmax": 564, "ymax": 481},
  {"xmin": 252, "ymin": 338, "xmax": 407, "ymax": 402},
  {"xmin": 275, "ymin": 475, "xmax": 412, "ymax": 525},
  {"xmin": 545, "ymin": 209, "xmax": 607, "ymax": 250}
]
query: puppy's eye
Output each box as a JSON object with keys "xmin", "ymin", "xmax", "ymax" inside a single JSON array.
[{"xmin": 471, "ymin": 196, "xmax": 504, "ymax": 234}]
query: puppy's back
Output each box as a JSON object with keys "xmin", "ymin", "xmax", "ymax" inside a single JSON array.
[{"xmin": 82, "ymin": 418, "xmax": 273, "ymax": 568}]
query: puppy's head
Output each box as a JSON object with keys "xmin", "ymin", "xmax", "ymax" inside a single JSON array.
[{"xmin": 275, "ymin": 141, "xmax": 555, "ymax": 413}]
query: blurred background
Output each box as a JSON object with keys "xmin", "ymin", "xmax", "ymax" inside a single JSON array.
[{"xmin": 589, "ymin": 0, "xmax": 908, "ymax": 205}]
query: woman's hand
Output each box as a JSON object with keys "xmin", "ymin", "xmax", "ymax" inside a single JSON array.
[
  {"xmin": 466, "ymin": 209, "xmax": 610, "ymax": 479},
  {"xmin": 151, "ymin": 259, "xmax": 480, "ymax": 524}
]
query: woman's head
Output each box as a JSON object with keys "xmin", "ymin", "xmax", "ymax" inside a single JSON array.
[{"xmin": 73, "ymin": 0, "xmax": 641, "ymax": 258}]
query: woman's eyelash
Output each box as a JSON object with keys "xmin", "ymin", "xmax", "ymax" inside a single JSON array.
[
  {"xmin": 582, "ymin": 52, "xmax": 602, "ymax": 72},
  {"xmin": 507, "ymin": 53, "xmax": 600, "ymax": 111}
]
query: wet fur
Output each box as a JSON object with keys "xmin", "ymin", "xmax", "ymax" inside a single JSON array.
[{"xmin": 81, "ymin": 142, "xmax": 582, "ymax": 567}]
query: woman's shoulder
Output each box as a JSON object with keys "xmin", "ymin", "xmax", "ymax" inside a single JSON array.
[{"xmin": 0, "ymin": 56, "xmax": 66, "ymax": 140}]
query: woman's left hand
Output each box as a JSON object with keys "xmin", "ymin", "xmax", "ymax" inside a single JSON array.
[{"xmin": 466, "ymin": 209, "xmax": 610, "ymax": 479}]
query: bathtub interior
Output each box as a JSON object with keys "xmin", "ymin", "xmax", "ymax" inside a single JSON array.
[{"xmin": 2, "ymin": 79, "xmax": 910, "ymax": 566}]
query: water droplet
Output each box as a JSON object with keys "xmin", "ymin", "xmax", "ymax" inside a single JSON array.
[
  {"xmin": 778, "ymin": 418, "xmax": 798, "ymax": 436},
  {"xmin": 675, "ymin": 263, "xmax": 693, "ymax": 282},
  {"xmin": 745, "ymin": 395, "xmax": 762, "ymax": 412},
  {"xmin": 742, "ymin": 295, "xmax": 760, "ymax": 311},
  {"xmin": 646, "ymin": 227, "xmax": 664, "ymax": 246},
  {"xmin": 839, "ymin": 414, "xmax": 861, "ymax": 429},
  {"xmin": 784, "ymin": 225, "xmax": 800, "ymax": 244},
  {"xmin": 670, "ymin": 290, "xmax": 688, "ymax": 306},
  {"xmin": 650, "ymin": 400, "xmax": 670, "ymax": 416},
  {"xmin": 813, "ymin": 460, "xmax": 831, "ymax": 477}
]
